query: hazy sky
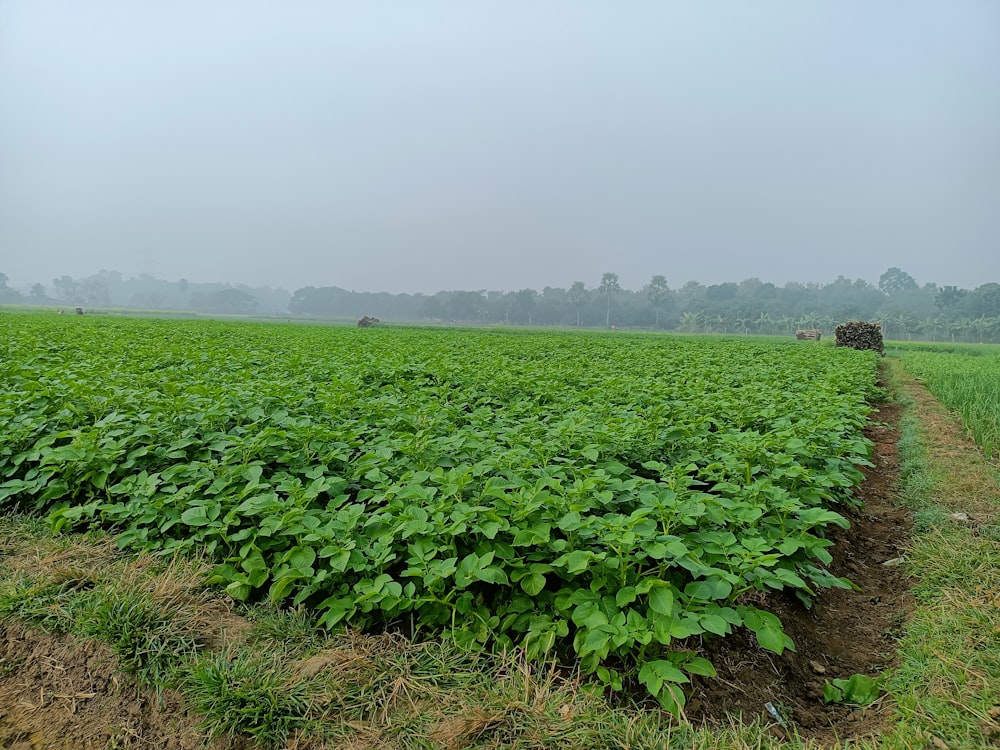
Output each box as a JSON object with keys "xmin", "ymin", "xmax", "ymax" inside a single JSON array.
[{"xmin": 2, "ymin": 1, "xmax": 998, "ymax": 294}]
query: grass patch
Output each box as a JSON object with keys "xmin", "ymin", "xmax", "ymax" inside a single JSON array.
[
  {"xmin": 878, "ymin": 360, "xmax": 1000, "ymax": 750},
  {"xmin": 185, "ymin": 650, "xmax": 311, "ymax": 748},
  {"xmin": 76, "ymin": 591, "xmax": 202, "ymax": 689}
]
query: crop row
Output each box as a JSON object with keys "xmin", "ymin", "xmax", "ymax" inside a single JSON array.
[{"xmin": 0, "ymin": 315, "xmax": 880, "ymax": 712}]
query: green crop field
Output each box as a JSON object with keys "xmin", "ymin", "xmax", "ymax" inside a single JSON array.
[
  {"xmin": 0, "ymin": 314, "xmax": 881, "ymax": 715},
  {"xmin": 890, "ymin": 342, "xmax": 1000, "ymax": 459}
]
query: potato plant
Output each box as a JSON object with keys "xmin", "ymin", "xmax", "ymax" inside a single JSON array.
[{"xmin": 0, "ymin": 315, "xmax": 880, "ymax": 713}]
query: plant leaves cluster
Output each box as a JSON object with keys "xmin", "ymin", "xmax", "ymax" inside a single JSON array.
[
  {"xmin": 0, "ymin": 316, "xmax": 879, "ymax": 713},
  {"xmin": 822, "ymin": 673, "xmax": 883, "ymax": 706}
]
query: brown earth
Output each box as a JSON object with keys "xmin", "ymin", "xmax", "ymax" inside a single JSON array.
[
  {"xmin": 0, "ymin": 401, "xmax": 915, "ymax": 749},
  {"xmin": 689, "ymin": 399, "xmax": 913, "ymax": 743},
  {"xmin": 0, "ymin": 621, "xmax": 220, "ymax": 750}
]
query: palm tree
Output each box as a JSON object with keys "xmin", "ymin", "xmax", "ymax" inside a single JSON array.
[
  {"xmin": 598, "ymin": 273, "xmax": 621, "ymax": 329},
  {"xmin": 971, "ymin": 317, "xmax": 991, "ymax": 344},
  {"xmin": 778, "ymin": 315, "xmax": 796, "ymax": 335},
  {"xmin": 949, "ymin": 318, "xmax": 970, "ymax": 342},
  {"xmin": 987, "ymin": 316, "xmax": 1000, "ymax": 344},
  {"xmin": 678, "ymin": 311, "xmax": 702, "ymax": 333},
  {"xmin": 567, "ymin": 281, "xmax": 587, "ymax": 327},
  {"xmin": 645, "ymin": 274, "xmax": 671, "ymax": 329},
  {"xmin": 925, "ymin": 316, "xmax": 946, "ymax": 342},
  {"xmin": 797, "ymin": 312, "xmax": 821, "ymax": 331}
]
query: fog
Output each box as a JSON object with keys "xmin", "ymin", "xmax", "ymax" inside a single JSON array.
[{"xmin": 1, "ymin": 1, "xmax": 998, "ymax": 294}]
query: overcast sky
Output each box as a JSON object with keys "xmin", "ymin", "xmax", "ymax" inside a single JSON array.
[{"xmin": 1, "ymin": 1, "xmax": 998, "ymax": 294}]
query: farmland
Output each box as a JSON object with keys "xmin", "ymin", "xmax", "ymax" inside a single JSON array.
[
  {"xmin": 890, "ymin": 342, "xmax": 1000, "ymax": 459},
  {"xmin": 0, "ymin": 314, "xmax": 882, "ymax": 714}
]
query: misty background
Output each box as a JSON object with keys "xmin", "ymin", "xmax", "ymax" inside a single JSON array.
[{"xmin": 1, "ymin": 1, "xmax": 998, "ymax": 299}]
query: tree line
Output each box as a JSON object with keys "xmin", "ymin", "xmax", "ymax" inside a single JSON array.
[
  {"xmin": 2, "ymin": 267, "xmax": 1000, "ymax": 343},
  {"xmin": 289, "ymin": 268, "xmax": 1000, "ymax": 343},
  {"xmin": 0, "ymin": 270, "xmax": 290, "ymax": 316}
]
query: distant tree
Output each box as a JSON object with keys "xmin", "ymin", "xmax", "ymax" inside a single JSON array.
[
  {"xmin": 0, "ymin": 272, "xmax": 23, "ymax": 303},
  {"xmin": 738, "ymin": 277, "xmax": 777, "ymax": 301},
  {"xmin": 53, "ymin": 275, "xmax": 78, "ymax": 302},
  {"xmin": 29, "ymin": 283, "xmax": 46, "ymax": 301},
  {"xmin": 677, "ymin": 281, "xmax": 706, "ymax": 308},
  {"xmin": 705, "ymin": 282, "xmax": 738, "ymax": 302},
  {"xmin": 77, "ymin": 273, "xmax": 111, "ymax": 306},
  {"xmin": 968, "ymin": 283, "xmax": 1000, "ymax": 318},
  {"xmin": 598, "ymin": 272, "xmax": 621, "ymax": 328},
  {"xmin": 537, "ymin": 286, "xmax": 568, "ymax": 325},
  {"xmin": 645, "ymin": 274, "xmax": 672, "ymax": 329},
  {"xmin": 878, "ymin": 267, "xmax": 918, "ymax": 296},
  {"xmin": 935, "ymin": 285, "xmax": 967, "ymax": 314},
  {"xmin": 420, "ymin": 295, "xmax": 444, "ymax": 320},
  {"xmin": 514, "ymin": 288, "xmax": 537, "ymax": 325},
  {"xmin": 445, "ymin": 291, "xmax": 484, "ymax": 321},
  {"xmin": 567, "ymin": 281, "xmax": 587, "ymax": 327},
  {"xmin": 191, "ymin": 288, "xmax": 258, "ymax": 315}
]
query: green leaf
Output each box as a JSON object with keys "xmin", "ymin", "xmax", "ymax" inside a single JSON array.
[
  {"xmin": 684, "ymin": 577, "xmax": 733, "ymax": 601},
  {"xmin": 180, "ymin": 506, "xmax": 211, "ymax": 527},
  {"xmin": 557, "ymin": 511, "xmax": 585, "ymax": 532},
  {"xmin": 699, "ymin": 614, "xmax": 730, "ymax": 635},
  {"xmin": 317, "ymin": 597, "xmax": 356, "ymax": 628},
  {"xmin": 521, "ymin": 572, "xmax": 546, "ymax": 596},
  {"xmin": 225, "ymin": 581, "xmax": 252, "ymax": 601},
  {"xmin": 581, "ymin": 627, "xmax": 610, "ymax": 656},
  {"xmin": 823, "ymin": 681, "xmax": 843, "ymax": 703},
  {"xmin": 206, "ymin": 563, "xmax": 238, "ymax": 585},
  {"xmin": 286, "ymin": 545, "xmax": 317, "ymax": 570},
  {"xmin": 475, "ymin": 565, "xmax": 510, "ymax": 585},
  {"xmin": 240, "ymin": 548, "xmax": 267, "ymax": 573},
  {"xmin": 559, "ymin": 550, "xmax": 591, "ymax": 574},
  {"xmin": 268, "ymin": 575, "xmax": 299, "ymax": 603},
  {"xmin": 824, "ymin": 674, "xmax": 882, "ymax": 706},
  {"xmin": 615, "ymin": 586, "xmax": 637, "ymax": 607},
  {"xmin": 638, "ymin": 659, "xmax": 689, "ymax": 692},
  {"xmin": 743, "ymin": 608, "xmax": 794, "ymax": 655},
  {"xmin": 648, "ymin": 585, "xmax": 674, "ymax": 616},
  {"xmin": 683, "ymin": 656, "xmax": 717, "ymax": 677}
]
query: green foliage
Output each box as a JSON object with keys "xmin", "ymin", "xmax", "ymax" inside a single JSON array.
[
  {"xmin": 76, "ymin": 592, "xmax": 203, "ymax": 688},
  {"xmin": 894, "ymin": 343, "xmax": 1000, "ymax": 457},
  {"xmin": 0, "ymin": 314, "xmax": 880, "ymax": 706},
  {"xmin": 822, "ymin": 673, "xmax": 883, "ymax": 706},
  {"xmin": 184, "ymin": 652, "xmax": 310, "ymax": 747},
  {"xmin": 0, "ymin": 577, "xmax": 83, "ymax": 632}
]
